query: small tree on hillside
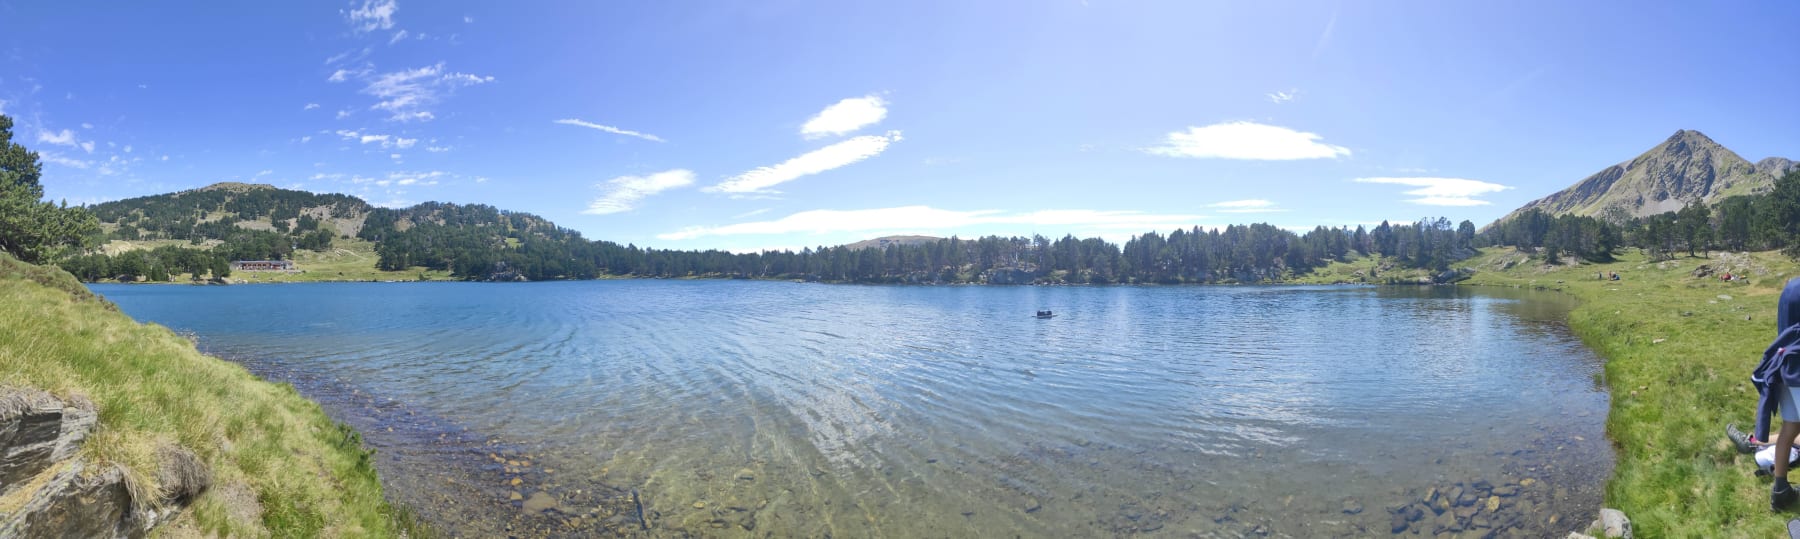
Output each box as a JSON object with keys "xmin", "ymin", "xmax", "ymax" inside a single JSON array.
[{"xmin": 0, "ymin": 114, "xmax": 99, "ymax": 263}]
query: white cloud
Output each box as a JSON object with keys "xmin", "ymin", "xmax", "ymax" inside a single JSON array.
[
  {"xmin": 387, "ymin": 171, "xmax": 444, "ymax": 186},
  {"xmin": 79, "ymin": 141, "xmax": 94, "ymax": 153},
  {"xmin": 425, "ymin": 145, "xmax": 450, "ymax": 153},
  {"xmin": 1146, "ymin": 121, "xmax": 1350, "ymax": 160},
  {"xmin": 800, "ymin": 95, "xmax": 887, "ymax": 138},
  {"xmin": 584, "ymin": 169, "xmax": 696, "ymax": 215},
  {"xmin": 657, "ymin": 206, "xmax": 1210, "ymax": 241},
  {"xmin": 36, "ymin": 129, "xmax": 77, "ymax": 146},
  {"xmin": 304, "ymin": 103, "xmax": 321, "ymax": 110},
  {"xmin": 554, "ymin": 118, "xmax": 665, "ymax": 142},
  {"xmin": 474, "ymin": 176, "xmax": 489, "ymax": 183},
  {"xmin": 334, "ymin": 129, "xmax": 416, "ymax": 149},
  {"xmin": 360, "ymin": 62, "xmax": 492, "ymax": 122},
  {"xmin": 1209, "ymin": 199, "xmax": 1288, "ymax": 213},
  {"xmin": 463, "ymin": 15, "xmax": 473, "ymax": 23},
  {"xmin": 123, "ymin": 145, "xmax": 133, "ymax": 153},
  {"xmin": 328, "ymin": 69, "xmax": 352, "ymax": 83},
  {"xmin": 707, "ymin": 131, "xmax": 902, "ymax": 194},
  {"xmin": 1267, "ymin": 89, "xmax": 1298, "ymax": 104},
  {"xmin": 79, "ymin": 122, "xmax": 93, "ymax": 129},
  {"xmin": 346, "ymin": 0, "xmax": 398, "ymax": 33},
  {"xmin": 300, "ymin": 136, "xmax": 312, "ymax": 143},
  {"xmin": 389, "ymin": 30, "xmax": 409, "ymax": 45},
  {"xmin": 336, "ymin": 109, "xmax": 353, "ymax": 119},
  {"xmin": 0, "ymin": 99, "xmax": 7, "ymax": 114},
  {"xmin": 39, "ymin": 153, "xmax": 91, "ymax": 169},
  {"xmin": 1353, "ymin": 177, "xmax": 1513, "ymax": 206},
  {"xmin": 160, "ymin": 155, "xmax": 169, "ymax": 161}
]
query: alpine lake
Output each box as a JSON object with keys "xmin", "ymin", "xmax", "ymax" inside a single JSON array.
[{"xmin": 92, "ymin": 280, "xmax": 1613, "ymax": 537}]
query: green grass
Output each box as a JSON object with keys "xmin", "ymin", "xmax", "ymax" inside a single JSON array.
[
  {"xmin": 0, "ymin": 251, "xmax": 412, "ymax": 536},
  {"xmin": 1460, "ymin": 247, "xmax": 1799, "ymax": 537},
  {"xmin": 236, "ymin": 238, "xmax": 454, "ymax": 283},
  {"xmin": 1284, "ymin": 252, "xmax": 1439, "ymax": 285},
  {"xmin": 104, "ymin": 236, "xmax": 455, "ymax": 283}
]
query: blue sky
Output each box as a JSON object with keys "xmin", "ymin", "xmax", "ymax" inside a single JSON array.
[{"xmin": 2, "ymin": 1, "xmax": 1796, "ymax": 252}]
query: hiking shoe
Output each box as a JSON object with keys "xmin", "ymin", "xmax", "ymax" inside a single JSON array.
[
  {"xmin": 1731, "ymin": 423, "xmax": 1761, "ymax": 454},
  {"xmin": 1776, "ymin": 484, "xmax": 1799, "ymax": 511}
]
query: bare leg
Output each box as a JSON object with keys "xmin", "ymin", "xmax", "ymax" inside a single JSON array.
[
  {"xmin": 1776, "ymin": 422, "xmax": 1800, "ymax": 510},
  {"xmin": 1780, "ymin": 422, "xmax": 1800, "ymax": 479}
]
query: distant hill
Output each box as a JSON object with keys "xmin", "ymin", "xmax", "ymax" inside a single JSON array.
[
  {"xmin": 1503, "ymin": 130, "xmax": 1794, "ymax": 221},
  {"xmin": 843, "ymin": 235, "xmax": 942, "ymax": 250}
]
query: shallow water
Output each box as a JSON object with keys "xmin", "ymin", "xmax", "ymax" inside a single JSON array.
[{"xmin": 93, "ymin": 281, "xmax": 1612, "ymax": 536}]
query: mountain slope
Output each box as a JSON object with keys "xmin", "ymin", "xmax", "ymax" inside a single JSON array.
[
  {"xmin": 843, "ymin": 235, "xmax": 942, "ymax": 250},
  {"xmin": 1506, "ymin": 130, "xmax": 1790, "ymax": 220}
]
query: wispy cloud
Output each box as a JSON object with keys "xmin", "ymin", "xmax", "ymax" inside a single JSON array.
[
  {"xmin": 1312, "ymin": 4, "xmax": 1338, "ymax": 59},
  {"xmin": 334, "ymin": 129, "xmax": 417, "ymax": 149},
  {"xmin": 1267, "ymin": 89, "xmax": 1298, "ymax": 104},
  {"xmin": 1353, "ymin": 177, "xmax": 1512, "ymax": 206},
  {"xmin": 585, "ymin": 169, "xmax": 696, "ymax": 215},
  {"xmin": 658, "ymin": 206, "xmax": 1209, "ymax": 241},
  {"xmin": 345, "ymin": 0, "xmax": 398, "ymax": 33},
  {"xmin": 801, "ymin": 95, "xmax": 888, "ymax": 139},
  {"xmin": 1146, "ymin": 121, "xmax": 1349, "ymax": 160},
  {"xmin": 554, "ymin": 118, "xmax": 665, "ymax": 142},
  {"xmin": 357, "ymin": 62, "xmax": 493, "ymax": 122},
  {"xmin": 1209, "ymin": 199, "xmax": 1288, "ymax": 213},
  {"xmin": 388, "ymin": 29, "xmax": 409, "ymax": 45},
  {"xmin": 707, "ymin": 131, "xmax": 902, "ymax": 194},
  {"xmin": 303, "ymin": 103, "xmax": 321, "ymax": 110},
  {"xmin": 388, "ymin": 170, "xmax": 443, "ymax": 186},
  {"xmin": 39, "ymin": 153, "xmax": 92, "ymax": 169}
]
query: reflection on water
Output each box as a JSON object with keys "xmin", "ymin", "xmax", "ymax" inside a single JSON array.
[{"xmin": 93, "ymin": 281, "xmax": 1612, "ymax": 537}]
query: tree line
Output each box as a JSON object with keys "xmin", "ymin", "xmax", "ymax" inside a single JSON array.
[{"xmin": 361, "ymin": 205, "xmax": 1478, "ymax": 284}]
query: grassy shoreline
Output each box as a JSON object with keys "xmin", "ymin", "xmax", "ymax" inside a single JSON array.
[
  {"xmin": 0, "ymin": 252, "xmax": 416, "ymax": 536},
  {"xmin": 1461, "ymin": 247, "xmax": 1795, "ymax": 536}
]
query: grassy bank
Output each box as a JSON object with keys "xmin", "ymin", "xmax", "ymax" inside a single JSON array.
[
  {"xmin": 0, "ymin": 252, "xmax": 412, "ymax": 536},
  {"xmin": 1461, "ymin": 247, "xmax": 1797, "ymax": 536}
]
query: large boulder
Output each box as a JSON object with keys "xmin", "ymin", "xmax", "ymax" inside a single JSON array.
[
  {"xmin": 0, "ymin": 386, "xmax": 202, "ymax": 538},
  {"xmin": 0, "ymin": 460, "xmax": 143, "ymax": 539},
  {"xmin": 0, "ymin": 387, "xmax": 95, "ymax": 496}
]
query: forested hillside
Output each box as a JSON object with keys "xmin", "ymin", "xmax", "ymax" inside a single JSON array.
[{"xmin": 67, "ymin": 181, "xmax": 1479, "ymax": 284}]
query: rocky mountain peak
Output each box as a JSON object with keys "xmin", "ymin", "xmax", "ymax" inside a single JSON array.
[{"xmin": 1501, "ymin": 129, "xmax": 1784, "ymax": 221}]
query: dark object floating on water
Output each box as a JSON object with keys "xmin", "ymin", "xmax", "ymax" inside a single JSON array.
[{"xmin": 1035, "ymin": 310, "xmax": 1055, "ymax": 319}]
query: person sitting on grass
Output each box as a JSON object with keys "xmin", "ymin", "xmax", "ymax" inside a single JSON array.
[{"xmin": 1749, "ymin": 277, "xmax": 1800, "ymax": 509}]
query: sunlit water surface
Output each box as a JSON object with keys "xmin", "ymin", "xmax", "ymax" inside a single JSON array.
[{"xmin": 94, "ymin": 281, "xmax": 1612, "ymax": 537}]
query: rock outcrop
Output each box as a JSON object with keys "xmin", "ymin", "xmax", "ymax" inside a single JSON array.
[{"xmin": 0, "ymin": 386, "xmax": 204, "ymax": 538}]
